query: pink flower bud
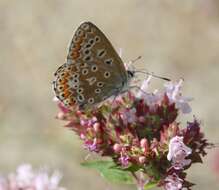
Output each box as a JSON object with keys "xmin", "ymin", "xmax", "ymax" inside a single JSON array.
[
  {"xmin": 113, "ymin": 144, "xmax": 122, "ymax": 153},
  {"xmin": 139, "ymin": 156, "xmax": 146, "ymax": 164},
  {"xmin": 140, "ymin": 138, "xmax": 148, "ymax": 148},
  {"xmin": 76, "ymin": 110, "xmax": 82, "ymax": 116},
  {"xmin": 56, "ymin": 112, "xmax": 65, "ymax": 120},
  {"xmin": 80, "ymin": 133, "xmax": 86, "ymax": 140},
  {"xmin": 93, "ymin": 122, "xmax": 100, "ymax": 132},
  {"xmin": 138, "ymin": 116, "xmax": 145, "ymax": 123},
  {"xmin": 80, "ymin": 119, "xmax": 87, "ymax": 126},
  {"xmin": 92, "ymin": 117, "xmax": 97, "ymax": 122}
]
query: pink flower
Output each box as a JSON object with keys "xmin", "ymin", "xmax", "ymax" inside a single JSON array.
[
  {"xmin": 137, "ymin": 75, "xmax": 152, "ymax": 98},
  {"xmin": 0, "ymin": 177, "xmax": 8, "ymax": 190},
  {"xmin": 120, "ymin": 108, "xmax": 137, "ymax": 125},
  {"xmin": 164, "ymin": 79, "xmax": 193, "ymax": 114},
  {"xmin": 84, "ymin": 138, "xmax": 98, "ymax": 152},
  {"xmin": 53, "ymin": 97, "xmax": 70, "ymax": 115},
  {"xmin": 137, "ymin": 76, "xmax": 163, "ymax": 110},
  {"xmin": 164, "ymin": 173, "xmax": 183, "ymax": 190},
  {"xmin": 138, "ymin": 78, "xmax": 192, "ymax": 114},
  {"xmin": 0, "ymin": 164, "xmax": 65, "ymax": 190},
  {"xmin": 54, "ymin": 75, "xmax": 211, "ymax": 190},
  {"xmin": 119, "ymin": 154, "xmax": 129, "ymax": 167},
  {"xmin": 113, "ymin": 144, "xmax": 122, "ymax": 153},
  {"xmin": 167, "ymin": 136, "xmax": 192, "ymax": 170}
]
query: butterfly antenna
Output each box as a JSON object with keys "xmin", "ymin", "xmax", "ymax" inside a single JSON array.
[
  {"xmin": 127, "ymin": 56, "xmax": 142, "ymax": 68},
  {"xmin": 131, "ymin": 55, "xmax": 142, "ymax": 63},
  {"xmin": 135, "ymin": 71, "xmax": 171, "ymax": 81},
  {"xmin": 127, "ymin": 56, "xmax": 170, "ymax": 81}
]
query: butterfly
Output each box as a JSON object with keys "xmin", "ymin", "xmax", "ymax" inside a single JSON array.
[{"xmin": 53, "ymin": 22, "xmax": 136, "ymax": 109}]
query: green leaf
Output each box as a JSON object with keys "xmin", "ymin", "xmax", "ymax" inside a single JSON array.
[
  {"xmin": 144, "ymin": 181, "xmax": 158, "ymax": 190},
  {"xmin": 123, "ymin": 164, "xmax": 141, "ymax": 173},
  {"xmin": 145, "ymin": 163, "xmax": 160, "ymax": 180},
  {"xmin": 81, "ymin": 160, "xmax": 134, "ymax": 184},
  {"xmin": 81, "ymin": 160, "xmax": 114, "ymax": 169}
]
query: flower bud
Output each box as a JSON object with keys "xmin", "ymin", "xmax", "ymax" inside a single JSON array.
[
  {"xmin": 139, "ymin": 156, "xmax": 146, "ymax": 164},
  {"xmin": 80, "ymin": 133, "xmax": 86, "ymax": 140},
  {"xmin": 138, "ymin": 116, "xmax": 145, "ymax": 123},
  {"xmin": 56, "ymin": 112, "xmax": 65, "ymax": 120},
  {"xmin": 80, "ymin": 119, "xmax": 87, "ymax": 126},
  {"xmin": 92, "ymin": 117, "xmax": 97, "ymax": 122},
  {"xmin": 93, "ymin": 122, "xmax": 100, "ymax": 132},
  {"xmin": 140, "ymin": 138, "xmax": 148, "ymax": 148},
  {"xmin": 113, "ymin": 144, "xmax": 122, "ymax": 153}
]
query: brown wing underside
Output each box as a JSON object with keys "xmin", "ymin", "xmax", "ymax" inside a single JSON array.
[
  {"xmin": 67, "ymin": 22, "xmax": 127, "ymax": 79},
  {"xmin": 53, "ymin": 22, "xmax": 128, "ymax": 109}
]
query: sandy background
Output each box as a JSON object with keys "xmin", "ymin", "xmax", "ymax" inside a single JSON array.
[{"xmin": 0, "ymin": 0, "xmax": 219, "ymax": 189}]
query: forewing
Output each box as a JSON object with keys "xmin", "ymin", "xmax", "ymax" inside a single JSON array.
[{"xmin": 67, "ymin": 22, "xmax": 127, "ymax": 80}]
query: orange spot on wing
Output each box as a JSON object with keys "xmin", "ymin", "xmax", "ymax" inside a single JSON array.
[
  {"xmin": 69, "ymin": 35, "xmax": 85, "ymax": 60},
  {"xmin": 59, "ymin": 78, "xmax": 67, "ymax": 84},
  {"xmin": 63, "ymin": 84, "xmax": 69, "ymax": 90},
  {"xmin": 63, "ymin": 90, "xmax": 71, "ymax": 98}
]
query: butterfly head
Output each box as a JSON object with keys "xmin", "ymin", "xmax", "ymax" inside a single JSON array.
[
  {"xmin": 127, "ymin": 70, "xmax": 135, "ymax": 79},
  {"xmin": 120, "ymin": 69, "xmax": 135, "ymax": 92}
]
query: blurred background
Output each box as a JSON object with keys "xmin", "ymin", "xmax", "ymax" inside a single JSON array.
[{"xmin": 0, "ymin": 0, "xmax": 219, "ymax": 189}]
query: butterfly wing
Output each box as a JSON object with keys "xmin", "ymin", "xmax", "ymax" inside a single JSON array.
[
  {"xmin": 53, "ymin": 22, "xmax": 128, "ymax": 108},
  {"xmin": 67, "ymin": 22, "xmax": 127, "ymax": 79}
]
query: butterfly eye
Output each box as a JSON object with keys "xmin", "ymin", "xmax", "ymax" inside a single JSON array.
[{"xmin": 104, "ymin": 71, "xmax": 111, "ymax": 78}]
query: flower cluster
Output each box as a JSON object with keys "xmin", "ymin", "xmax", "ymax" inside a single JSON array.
[
  {"xmin": 0, "ymin": 164, "xmax": 65, "ymax": 190},
  {"xmin": 55, "ymin": 78, "xmax": 211, "ymax": 190}
]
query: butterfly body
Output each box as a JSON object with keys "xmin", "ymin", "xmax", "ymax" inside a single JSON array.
[{"xmin": 53, "ymin": 22, "xmax": 134, "ymax": 109}]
